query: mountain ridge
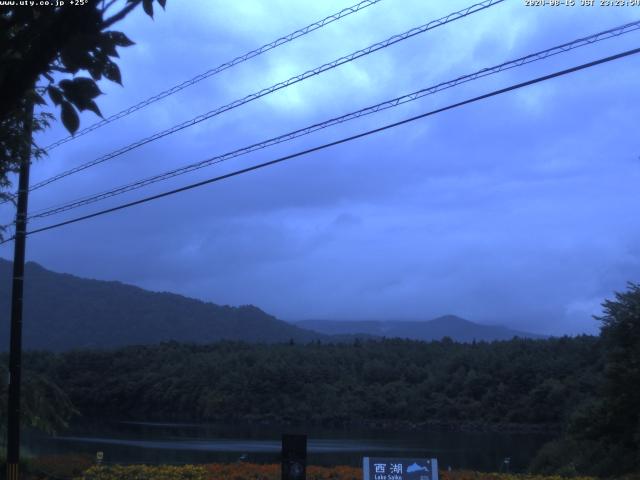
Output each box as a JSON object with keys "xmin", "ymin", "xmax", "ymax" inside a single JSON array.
[
  {"xmin": 295, "ymin": 315, "xmax": 546, "ymax": 342},
  {"xmin": 0, "ymin": 258, "xmax": 326, "ymax": 351},
  {"xmin": 0, "ymin": 258, "xmax": 544, "ymax": 351}
]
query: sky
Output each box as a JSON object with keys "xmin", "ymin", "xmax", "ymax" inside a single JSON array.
[{"xmin": 2, "ymin": 0, "xmax": 639, "ymax": 336}]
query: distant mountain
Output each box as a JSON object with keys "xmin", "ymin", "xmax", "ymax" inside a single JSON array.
[
  {"xmin": 296, "ymin": 316, "xmax": 546, "ymax": 342},
  {"xmin": 0, "ymin": 259, "xmax": 326, "ymax": 351}
]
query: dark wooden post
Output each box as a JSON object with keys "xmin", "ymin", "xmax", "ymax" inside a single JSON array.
[
  {"xmin": 6, "ymin": 101, "xmax": 33, "ymax": 480},
  {"xmin": 282, "ymin": 434, "xmax": 307, "ymax": 480}
]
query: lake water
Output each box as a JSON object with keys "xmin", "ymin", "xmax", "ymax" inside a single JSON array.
[{"xmin": 23, "ymin": 421, "xmax": 553, "ymax": 472}]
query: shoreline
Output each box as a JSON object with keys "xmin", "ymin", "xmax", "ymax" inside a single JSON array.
[{"xmin": 88, "ymin": 417, "xmax": 561, "ymax": 435}]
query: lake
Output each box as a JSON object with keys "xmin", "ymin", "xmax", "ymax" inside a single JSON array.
[{"xmin": 23, "ymin": 421, "xmax": 553, "ymax": 472}]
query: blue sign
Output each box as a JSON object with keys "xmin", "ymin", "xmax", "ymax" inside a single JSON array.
[{"xmin": 363, "ymin": 457, "xmax": 438, "ymax": 480}]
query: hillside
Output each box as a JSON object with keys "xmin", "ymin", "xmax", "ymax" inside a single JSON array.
[
  {"xmin": 0, "ymin": 259, "xmax": 324, "ymax": 351},
  {"xmin": 296, "ymin": 315, "xmax": 545, "ymax": 342},
  {"xmin": 0, "ymin": 259, "xmax": 545, "ymax": 351}
]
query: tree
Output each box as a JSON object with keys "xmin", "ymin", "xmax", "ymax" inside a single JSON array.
[
  {"xmin": 0, "ymin": 101, "xmax": 51, "ymax": 205},
  {"xmin": 0, "ymin": 0, "xmax": 168, "ymax": 459},
  {"xmin": 0, "ymin": 361, "xmax": 78, "ymax": 443},
  {"xmin": 588, "ymin": 282, "xmax": 640, "ymax": 473},
  {"xmin": 0, "ymin": 0, "xmax": 167, "ymax": 202},
  {"xmin": 531, "ymin": 283, "xmax": 640, "ymax": 476}
]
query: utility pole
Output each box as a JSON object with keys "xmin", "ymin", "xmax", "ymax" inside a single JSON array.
[{"xmin": 6, "ymin": 101, "xmax": 33, "ymax": 480}]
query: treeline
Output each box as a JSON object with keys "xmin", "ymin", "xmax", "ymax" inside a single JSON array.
[{"xmin": 18, "ymin": 336, "xmax": 601, "ymax": 429}]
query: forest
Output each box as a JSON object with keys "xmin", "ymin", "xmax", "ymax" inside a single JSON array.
[{"xmin": 10, "ymin": 336, "xmax": 601, "ymax": 429}]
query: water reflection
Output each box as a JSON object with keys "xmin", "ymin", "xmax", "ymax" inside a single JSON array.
[{"xmin": 24, "ymin": 421, "xmax": 553, "ymax": 472}]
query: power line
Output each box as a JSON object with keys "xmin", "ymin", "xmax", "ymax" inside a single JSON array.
[
  {"xmin": 2, "ymin": 46, "xmax": 636, "ymax": 244},
  {"xmin": 42, "ymin": 0, "xmax": 386, "ymax": 152},
  {"xmin": 19, "ymin": 0, "xmax": 504, "ymax": 197},
  {"xmin": 24, "ymin": 20, "xmax": 640, "ymax": 221}
]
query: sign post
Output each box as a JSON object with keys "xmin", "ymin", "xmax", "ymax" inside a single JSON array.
[
  {"xmin": 282, "ymin": 434, "xmax": 306, "ymax": 480},
  {"xmin": 363, "ymin": 457, "xmax": 438, "ymax": 480}
]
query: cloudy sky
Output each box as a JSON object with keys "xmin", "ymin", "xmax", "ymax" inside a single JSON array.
[{"xmin": 2, "ymin": 0, "xmax": 639, "ymax": 335}]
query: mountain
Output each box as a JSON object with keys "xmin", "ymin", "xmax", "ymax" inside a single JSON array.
[
  {"xmin": 0, "ymin": 259, "xmax": 325, "ymax": 351},
  {"xmin": 295, "ymin": 315, "xmax": 546, "ymax": 342}
]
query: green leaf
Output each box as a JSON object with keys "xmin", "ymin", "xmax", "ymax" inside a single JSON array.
[
  {"xmin": 84, "ymin": 100, "xmax": 103, "ymax": 118},
  {"xmin": 72, "ymin": 77, "xmax": 102, "ymax": 99},
  {"xmin": 142, "ymin": 0, "xmax": 153, "ymax": 18},
  {"xmin": 47, "ymin": 86, "xmax": 63, "ymax": 106},
  {"xmin": 58, "ymin": 78, "xmax": 103, "ymax": 115},
  {"xmin": 106, "ymin": 31, "xmax": 135, "ymax": 47},
  {"xmin": 58, "ymin": 79, "xmax": 72, "ymax": 92},
  {"xmin": 99, "ymin": 31, "xmax": 120, "ymax": 58},
  {"xmin": 60, "ymin": 101, "xmax": 79, "ymax": 134},
  {"xmin": 86, "ymin": 51, "xmax": 109, "ymax": 82},
  {"xmin": 157, "ymin": 0, "xmax": 166, "ymax": 8},
  {"xmin": 59, "ymin": 79, "xmax": 86, "ymax": 109},
  {"xmin": 87, "ymin": 64, "xmax": 102, "ymax": 81},
  {"xmin": 60, "ymin": 41, "xmax": 93, "ymax": 73},
  {"xmin": 103, "ymin": 60, "xmax": 122, "ymax": 85}
]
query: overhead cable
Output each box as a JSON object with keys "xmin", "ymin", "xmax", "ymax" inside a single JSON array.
[
  {"xmin": 2, "ymin": 46, "xmax": 635, "ymax": 244},
  {"xmin": 42, "ymin": 0, "xmax": 386, "ymax": 151},
  {"xmin": 25, "ymin": 20, "xmax": 640, "ymax": 221},
  {"xmin": 21, "ymin": 0, "xmax": 504, "ymax": 197}
]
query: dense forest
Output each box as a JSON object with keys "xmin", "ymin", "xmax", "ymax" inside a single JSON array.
[{"xmin": 14, "ymin": 336, "xmax": 601, "ymax": 429}]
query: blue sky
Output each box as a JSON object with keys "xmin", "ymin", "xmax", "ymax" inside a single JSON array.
[{"xmin": 2, "ymin": 0, "xmax": 639, "ymax": 335}]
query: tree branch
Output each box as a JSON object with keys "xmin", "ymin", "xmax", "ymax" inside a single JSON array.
[{"xmin": 103, "ymin": 0, "xmax": 142, "ymax": 29}]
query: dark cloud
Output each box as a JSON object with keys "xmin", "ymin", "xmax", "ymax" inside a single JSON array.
[{"xmin": 2, "ymin": 0, "xmax": 639, "ymax": 335}]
